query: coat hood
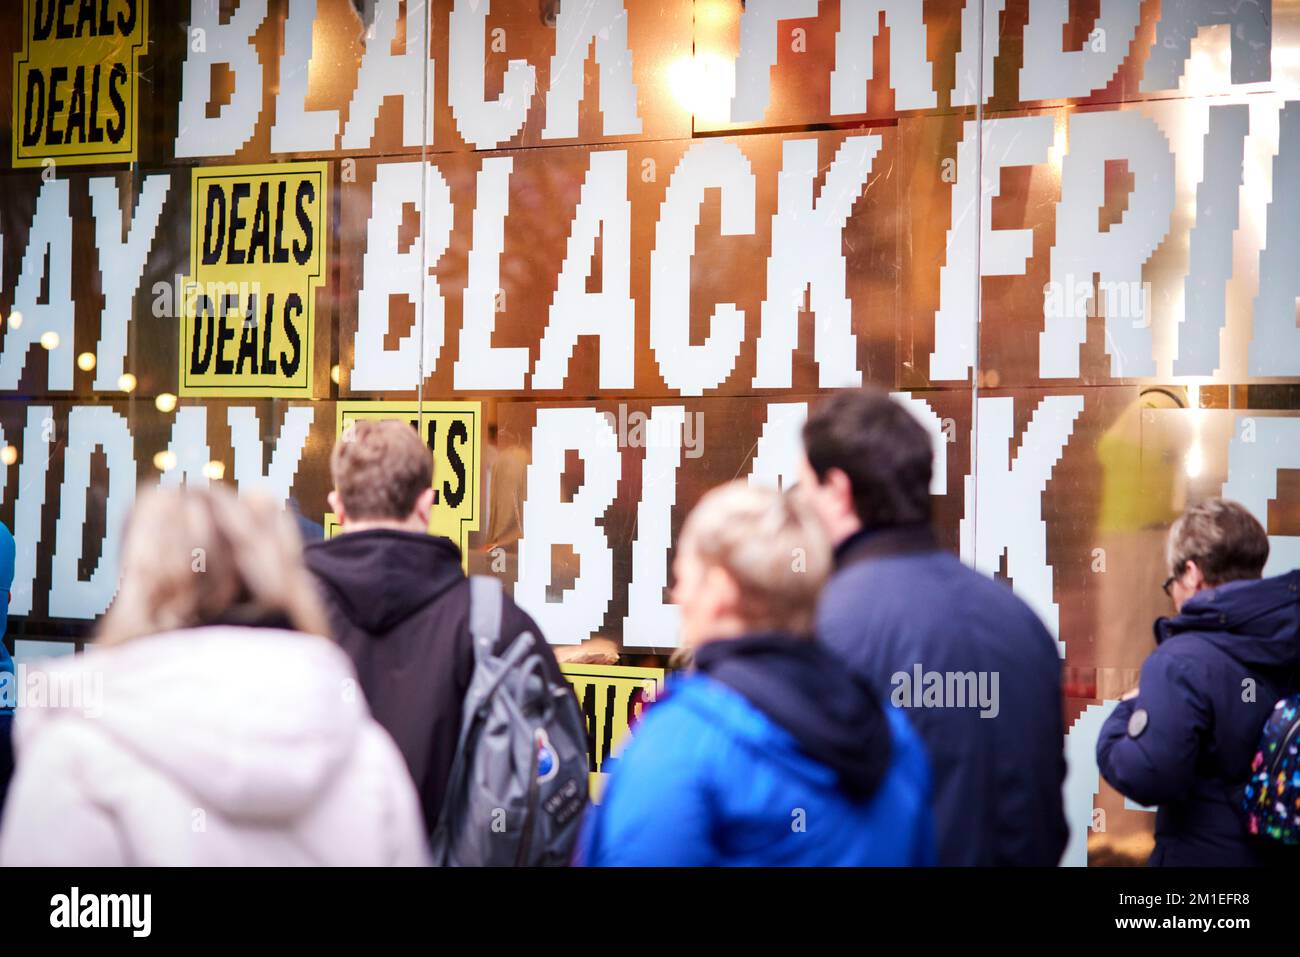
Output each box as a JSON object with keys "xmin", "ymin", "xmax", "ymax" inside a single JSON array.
[
  {"xmin": 691, "ymin": 632, "xmax": 893, "ymax": 800},
  {"xmin": 304, "ymin": 529, "xmax": 465, "ymax": 635},
  {"xmin": 16, "ymin": 627, "xmax": 369, "ymax": 823},
  {"xmin": 1156, "ymin": 570, "xmax": 1300, "ymax": 669}
]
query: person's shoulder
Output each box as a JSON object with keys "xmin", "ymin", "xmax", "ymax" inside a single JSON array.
[
  {"xmin": 823, "ymin": 550, "xmax": 958, "ymax": 607},
  {"xmin": 614, "ymin": 690, "xmax": 755, "ymax": 827},
  {"xmin": 598, "ymin": 684, "xmax": 718, "ymax": 791},
  {"xmin": 959, "ymin": 560, "xmax": 1037, "ymax": 611},
  {"xmin": 496, "ymin": 587, "xmax": 553, "ymax": 652},
  {"xmin": 16, "ymin": 707, "xmax": 119, "ymax": 782},
  {"xmin": 1146, "ymin": 632, "xmax": 1219, "ymax": 675},
  {"xmin": 819, "ymin": 562, "xmax": 890, "ymax": 623},
  {"xmin": 0, "ymin": 521, "xmax": 14, "ymax": 589},
  {"xmin": 499, "ymin": 587, "xmax": 542, "ymax": 640},
  {"xmin": 623, "ymin": 678, "xmax": 736, "ymax": 752},
  {"xmin": 299, "ymin": 536, "xmax": 346, "ymax": 589},
  {"xmin": 958, "ymin": 566, "xmax": 1061, "ymax": 649},
  {"xmin": 300, "ymin": 532, "xmax": 335, "ymax": 561}
]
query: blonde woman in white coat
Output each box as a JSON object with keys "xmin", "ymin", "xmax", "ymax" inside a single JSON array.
[{"xmin": 0, "ymin": 485, "xmax": 427, "ymax": 866}]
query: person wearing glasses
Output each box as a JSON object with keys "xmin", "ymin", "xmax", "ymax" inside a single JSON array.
[{"xmin": 1097, "ymin": 498, "xmax": 1300, "ymax": 866}]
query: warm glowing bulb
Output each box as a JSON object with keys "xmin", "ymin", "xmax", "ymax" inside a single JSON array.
[
  {"xmin": 330, "ymin": 364, "xmax": 341, "ymax": 385},
  {"xmin": 202, "ymin": 460, "xmax": 226, "ymax": 481},
  {"xmin": 0, "ymin": 446, "xmax": 17, "ymax": 467},
  {"xmin": 153, "ymin": 450, "xmax": 177, "ymax": 472},
  {"xmin": 39, "ymin": 331, "xmax": 59, "ymax": 350},
  {"xmin": 77, "ymin": 351, "xmax": 96, "ymax": 371},
  {"xmin": 666, "ymin": 53, "xmax": 734, "ymax": 125},
  {"xmin": 118, "ymin": 373, "xmax": 137, "ymax": 393},
  {"xmin": 154, "ymin": 392, "xmax": 178, "ymax": 413},
  {"xmin": 8, "ymin": 311, "xmax": 22, "ymax": 329}
]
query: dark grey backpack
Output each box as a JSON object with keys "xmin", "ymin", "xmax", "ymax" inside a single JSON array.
[{"xmin": 429, "ymin": 576, "xmax": 589, "ymax": 866}]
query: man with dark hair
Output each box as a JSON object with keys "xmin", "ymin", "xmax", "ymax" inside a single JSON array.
[
  {"xmin": 799, "ymin": 389, "xmax": 1068, "ymax": 866},
  {"xmin": 1098, "ymin": 499, "xmax": 1300, "ymax": 866},
  {"xmin": 305, "ymin": 419, "xmax": 568, "ymax": 834}
]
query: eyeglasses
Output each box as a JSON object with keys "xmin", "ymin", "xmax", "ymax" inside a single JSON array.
[{"xmin": 1164, "ymin": 559, "xmax": 1195, "ymax": 597}]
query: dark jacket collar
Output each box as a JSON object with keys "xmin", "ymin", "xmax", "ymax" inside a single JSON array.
[
  {"xmin": 692, "ymin": 631, "xmax": 893, "ymax": 801},
  {"xmin": 1153, "ymin": 570, "xmax": 1300, "ymax": 669},
  {"xmin": 834, "ymin": 522, "xmax": 941, "ymax": 570},
  {"xmin": 304, "ymin": 529, "xmax": 466, "ymax": 634}
]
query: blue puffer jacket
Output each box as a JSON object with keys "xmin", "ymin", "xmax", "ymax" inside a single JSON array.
[
  {"xmin": 0, "ymin": 520, "xmax": 14, "ymax": 816},
  {"xmin": 0, "ymin": 640, "xmax": 12, "ymax": 806},
  {"xmin": 578, "ymin": 633, "xmax": 935, "ymax": 866},
  {"xmin": 1098, "ymin": 570, "xmax": 1300, "ymax": 866}
]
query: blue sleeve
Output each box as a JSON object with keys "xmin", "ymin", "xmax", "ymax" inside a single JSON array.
[
  {"xmin": 886, "ymin": 708, "xmax": 937, "ymax": 866},
  {"xmin": 0, "ymin": 521, "xmax": 14, "ymax": 629},
  {"xmin": 0, "ymin": 642, "xmax": 13, "ymax": 815},
  {"xmin": 581, "ymin": 708, "xmax": 716, "ymax": 867},
  {"xmin": 1097, "ymin": 650, "xmax": 1208, "ymax": 807}
]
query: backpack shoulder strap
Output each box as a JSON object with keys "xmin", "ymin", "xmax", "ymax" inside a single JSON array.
[
  {"xmin": 431, "ymin": 575, "xmax": 507, "ymax": 855},
  {"xmin": 467, "ymin": 575, "xmax": 504, "ymax": 660}
]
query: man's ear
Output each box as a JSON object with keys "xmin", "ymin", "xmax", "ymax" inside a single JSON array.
[
  {"xmin": 1184, "ymin": 559, "xmax": 1208, "ymax": 591},
  {"xmin": 327, "ymin": 490, "xmax": 346, "ymax": 526},
  {"xmin": 826, "ymin": 467, "xmax": 856, "ymax": 517},
  {"xmin": 412, "ymin": 486, "xmax": 436, "ymax": 528}
]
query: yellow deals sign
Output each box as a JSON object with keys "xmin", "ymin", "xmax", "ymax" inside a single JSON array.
[
  {"xmin": 13, "ymin": 0, "xmax": 147, "ymax": 167},
  {"xmin": 325, "ymin": 402, "xmax": 483, "ymax": 567},
  {"xmin": 561, "ymin": 663, "xmax": 665, "ymax": 802},
  {"xmin": 180, "ymin": 162, "xmax": 329, "ymax": 398}
]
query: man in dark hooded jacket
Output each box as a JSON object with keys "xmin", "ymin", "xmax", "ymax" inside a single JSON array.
[
  {"xmin": 578, "ymin": 482, "xmax": 934, "ymax": 866},
  {"xmin": 305, "ymin": 419, "xmax": 569, "ymax": 834},
  {"xmin": 798, "ymin": 389, "xmax": 1068, "ymax": 866},
  {"xmin": 1098, "ymin": 498, "xmax": 1300, "ymax": 866}
]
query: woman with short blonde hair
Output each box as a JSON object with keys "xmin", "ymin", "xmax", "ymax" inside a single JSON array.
[
  {"xmin": 579, "ymin": 481, "xmax": 935, "ymax": 867},
  {"xmin": 675, "ymin": 481, "xmax": 831, "ymax": 639}
]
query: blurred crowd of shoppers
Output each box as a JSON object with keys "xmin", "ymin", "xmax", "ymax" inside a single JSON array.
[{"xmin": 0, "ymin": 389, "xmax": 1293, "ymax": 867}]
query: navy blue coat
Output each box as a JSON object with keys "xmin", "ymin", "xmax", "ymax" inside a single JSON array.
[
  {"xmin": 816, "ymin": 525, "xmax": 1069, "ymax": 866},
  {"xmin": 1098, "ymin": 570, "xmax": 1300, "ymax": 866}
]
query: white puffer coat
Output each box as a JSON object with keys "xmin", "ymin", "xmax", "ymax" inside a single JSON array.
[{"xmin": 0, "ymin": 626, "xmax": 427, "ymax": 866}]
